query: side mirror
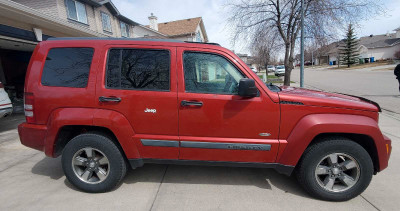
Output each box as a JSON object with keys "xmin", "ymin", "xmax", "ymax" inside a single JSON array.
[{"xmin": 238, "ymin": 78, "xmax": 258, "ymax": 98}]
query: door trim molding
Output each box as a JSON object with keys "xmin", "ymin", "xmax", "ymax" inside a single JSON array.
[
  {"xmin": 180, "ymin": 141, "xmax": 271, "ymax": 151},
  {"xmin": 140, "ymin": 139, "xmax": 179, "ymax": 147}
]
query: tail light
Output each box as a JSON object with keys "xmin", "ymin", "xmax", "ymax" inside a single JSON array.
[
  {"xmin": 24, "ymin": 92, "xmax": 35, "ymax": 123},
  {"xmin": 0, "ymin": 82, "xmax": 4, "ymax": 88}
]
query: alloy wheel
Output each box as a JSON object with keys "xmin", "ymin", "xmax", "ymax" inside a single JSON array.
[
  {"xmin": 314, "ymin": 153, "xmax": 360, "ymax": 192},
  {"xmin": 72, "ymin": 147, "xmax": 110, "ymax": 184}
]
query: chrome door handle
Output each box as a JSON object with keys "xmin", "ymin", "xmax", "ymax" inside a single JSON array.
[
  {"xmin": 99, "ymin": 96, "xmax": 121, "ymax": 102},
  {"xmin": 181, "ymin": 100, "xmax": 203, "ymax": 107}
]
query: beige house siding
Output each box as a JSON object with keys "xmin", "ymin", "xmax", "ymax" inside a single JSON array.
[
  {"xmin": 56, "ymin": 0, "xmax": 100, "ymax": 35},
  {"xmin": 132, "ymin": 26, "xmax": 165, "ymax": 38},
  {"xmin": 366, "ymin": 45, "xmax": 400, "ymax": 60},
  {"xmin": 12, "ymin": 0, "xmax": 59, "ymax": 18},
  {"xmin": 12, "ymin": 0, "xmax": 129, "ymax": 38}
]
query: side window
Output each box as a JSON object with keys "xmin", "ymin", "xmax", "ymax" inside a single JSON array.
[
  {"xmin": 41, "ymin": 48, "xmax": 94, "ymax": 88},
  {"xmin": 183, "ymin": 52, "xmax": 244, "ymax": 94},
  {"xmin": 106, "ymin": 49, "xmax": 170, "ymax": 91}
]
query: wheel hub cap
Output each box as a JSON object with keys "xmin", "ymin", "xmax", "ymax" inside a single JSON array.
[
  {"xmin": 72, "ymin": 147, "xmax": 110, "ymax": 184},
  {"xmin": 314, "ymin": 153, "xmax": 360, "ymax": 193},
  {"xmin": 332, "ymin": 167, "xmax": 340, "ymax": 175}
]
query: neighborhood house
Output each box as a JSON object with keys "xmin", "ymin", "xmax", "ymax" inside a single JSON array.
[{"xmin": 315, "ymin": 27, "xmax": 400, "ymax": 65}]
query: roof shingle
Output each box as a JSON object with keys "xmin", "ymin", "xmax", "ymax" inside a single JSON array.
[{"xmin": 156, "ymin": 17, "xmax": 202, "ymax": 37}]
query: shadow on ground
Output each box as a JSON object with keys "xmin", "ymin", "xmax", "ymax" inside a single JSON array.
[
  {"xmin": 32, "ymin": 157, "xmax": 311, "ymax": 199},
  {"xmin": 0, "ymin": 114, "xmax": 25, "ymax": 134}
]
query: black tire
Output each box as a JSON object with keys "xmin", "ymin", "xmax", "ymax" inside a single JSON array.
[
  {"xmin": 62, "ymin": 132, "xmax": 127, "ymax": 193},
  {"xmin": 296, "ymin": 137, "xmax": 373, "ymax": 201}
]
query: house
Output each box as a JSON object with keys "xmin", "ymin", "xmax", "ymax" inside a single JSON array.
[
  {"xmin": 144, "ymin": 14, "xmax": 208, "ymax": 42},
  {"xmin": 315, "ymin": 27, "xmax": 400, "ymax": 65}
]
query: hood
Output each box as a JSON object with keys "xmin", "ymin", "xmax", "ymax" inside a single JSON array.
[{"xmin": 278, "ymin": 86, "xmax": 380, "ymax": 112}]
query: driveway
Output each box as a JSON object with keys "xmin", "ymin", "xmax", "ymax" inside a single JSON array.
[{"xmin": 0, "ymin": 112, "xmax": 399, "ymax": 210}]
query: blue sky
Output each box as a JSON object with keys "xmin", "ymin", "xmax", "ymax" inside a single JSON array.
[{"xmin": 113, "ymin": 0, "xmax": 400, "ymax": 55}]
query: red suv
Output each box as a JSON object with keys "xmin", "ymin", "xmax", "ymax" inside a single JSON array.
[{"xmin": 19, "ymin": 38, "xmax": 391, "ymax": 201}]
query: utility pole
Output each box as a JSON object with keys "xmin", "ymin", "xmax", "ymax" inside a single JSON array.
[{"xmin": 300, "ymin": 0, "xmax": 305, "ymax": 87}]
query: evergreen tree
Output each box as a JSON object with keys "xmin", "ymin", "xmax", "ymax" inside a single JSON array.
[{"xmin": 339, "ymin": 24, "xmax": 359, "ymax": 68}]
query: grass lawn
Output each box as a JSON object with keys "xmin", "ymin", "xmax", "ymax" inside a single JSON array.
[{"xmin": 331, "ymin": 61, "xmax": 393, "ymax": 70}]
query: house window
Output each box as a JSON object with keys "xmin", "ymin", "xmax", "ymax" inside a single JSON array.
[
  {"xmin": 101, "ymin": 12, "xmax": 112, "ymax": 32},
  {"xmin": 66, "ymin": 0, "xmax": 88, "ymax": 24},
  {"xmin": 196, "ymin": 32, "xmax": 202, "ymax": 42},
  {"xmin": 120, "ymin": 22, "xmax": 130, "ymax": 37}
]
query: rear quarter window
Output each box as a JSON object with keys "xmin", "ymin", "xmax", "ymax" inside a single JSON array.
[{"xmin": 41, "ymin": 48, "xmax": 94, "ymax": 88}]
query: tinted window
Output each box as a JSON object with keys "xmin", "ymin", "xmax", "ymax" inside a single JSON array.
[
  {"xmin": 106, "ymin": 49, "xmax": 170, "ymax": 91},
  {"xmin": 41, "ymin": 48, "xmax": 94, "ymax": 88},
  {"xmin": 183, "ymin": 52, "xmax": 244, "ymax": 94}
]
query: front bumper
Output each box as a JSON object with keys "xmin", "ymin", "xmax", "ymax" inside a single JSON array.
[
  {"xmin": 18, "ymin": 122, "xmax": 47, "ymax": 152},
  {"xmin": 384, "ymin": 134, "xmax": 392, "ymax": 162}
]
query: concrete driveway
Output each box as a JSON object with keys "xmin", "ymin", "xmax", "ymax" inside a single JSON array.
[{"xmin": 0, "ymin": 112, "xmax": 399, "ymax": 210}]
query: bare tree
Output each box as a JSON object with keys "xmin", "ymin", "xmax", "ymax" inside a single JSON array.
[
  {"xmin": 250, "ymin": 30, "xmax": 280, "ymax": 71},
  {"xmin": 228, "ymin": 0, "xmax": 385, "ymax": 85}
]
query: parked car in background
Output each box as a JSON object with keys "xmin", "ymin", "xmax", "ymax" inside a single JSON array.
[
  {"xmin": 275, "ymin": 65, "xmax": 286, "ymax": 76},
  {"xmin": 250, "ymin": 67, "xmax": 258, "ymax": 73},
  {"xmin": 267, "ymin": 65, "xmax": 275, "ymax": 72},
  {"xmin": 0, "ymin": 82, "xmax": 13, "ymax": 118},
  {"xmin": 18, "ymin": 38, "xmax": 391, "ymax": 201}
]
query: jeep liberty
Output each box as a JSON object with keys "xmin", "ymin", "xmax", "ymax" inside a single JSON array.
[{"xmin": 18, "ymin": 38, "xmax": 391, "ymax": 201}]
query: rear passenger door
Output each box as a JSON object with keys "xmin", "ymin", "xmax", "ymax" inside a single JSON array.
[{"xmin": 96, "ymin": 45, "xmax": 179, "ymax": 160}]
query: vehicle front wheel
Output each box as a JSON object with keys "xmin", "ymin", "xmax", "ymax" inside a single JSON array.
[
  {"xmin": 62, "ymin": 132, "xmax": 127, "ymax": 192},
  {"xmin": 296, "ymin": 137, "xmax": 373, "ymax": 201}
]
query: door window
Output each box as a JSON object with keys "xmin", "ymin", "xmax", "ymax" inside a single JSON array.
[
  {"xmin": 106, "ymin": 49, "xmax": 170, "ymax": 91},
  {"xmin": 183, "ymin": 52, "xmax": 244, "ymax": 94}
]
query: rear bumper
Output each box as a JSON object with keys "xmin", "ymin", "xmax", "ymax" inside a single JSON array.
[{"xmin": 18, "ymin": 122, "xmax": 47, "ymax": 152}]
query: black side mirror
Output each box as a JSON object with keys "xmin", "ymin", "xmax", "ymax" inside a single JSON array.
[{"xmin": 238, "ymin": 78, "xmax": 258, "ymax": 98}]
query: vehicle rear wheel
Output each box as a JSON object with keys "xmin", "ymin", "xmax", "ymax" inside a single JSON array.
[
  {"xmin": 296, "ymin": 137, "xmax": 373, "ymax": 201},
  {"xmin": 62, "ymin": 132, "xmax": 127, "ymax": 192}
]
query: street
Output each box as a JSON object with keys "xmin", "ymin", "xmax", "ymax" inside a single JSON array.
[
  {"xmin": 0, "ymin": 67, "xmax": 399, "ymax": 210},
  {"xmin": 291, "ymin": 65, "xmax": 400, "ymax": 117}
]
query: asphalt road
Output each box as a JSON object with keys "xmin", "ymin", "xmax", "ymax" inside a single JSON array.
[
  {"xmin": 1, "ymin": 66, "xmax": 399, "ymax": 210},
  {"xmin": 291, "ymin": 65, "xmax": 400, "ymax": 116}
]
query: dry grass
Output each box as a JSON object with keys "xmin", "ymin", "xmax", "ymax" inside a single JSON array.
[{"xmin": 332, "ymin": 61, "xmax": 393, "ymax": 70}]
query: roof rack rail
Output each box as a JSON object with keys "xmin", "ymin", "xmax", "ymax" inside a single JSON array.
[
  {"xmin": 46, "ymin": 37, "xmax": 185, "ymax": 43},
  {"xmin": 184, "ymin": 41, "xmax": 220, "ymax": 46}
]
